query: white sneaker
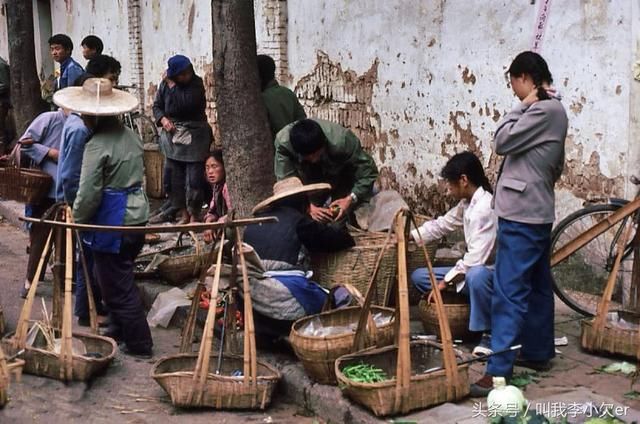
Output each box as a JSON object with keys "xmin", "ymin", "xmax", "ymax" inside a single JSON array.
[{"xmin": 472, "ymin": 333, "xmax": 493, "ymax": 357}]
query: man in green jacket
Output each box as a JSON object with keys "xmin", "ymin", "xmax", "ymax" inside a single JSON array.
[
  {"xmin": 258, "ymin": 55, "xmax": 306, "ymax": 138},
  {"xmin": 274, "ymin": 118, "xmax": 378, "ymax": 223}
]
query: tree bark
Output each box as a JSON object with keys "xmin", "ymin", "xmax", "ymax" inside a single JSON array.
[
  {"xmin": 212, "ymin": 0, "xmax": 274, "ymax": 217},
  {"xmin": 6, "ymin": 0, "xmax": 47, "ymax": 135}
]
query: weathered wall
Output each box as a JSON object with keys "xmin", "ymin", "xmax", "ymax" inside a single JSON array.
[
  {"xmin": 287, "ymin": 0, "xmax": 638, "ymax": 219},
  {"xmin": 0, "ymin": 3, "xmax": 7, "ymax": 60}
]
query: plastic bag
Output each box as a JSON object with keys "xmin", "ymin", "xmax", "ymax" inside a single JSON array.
[{"xmin": 147, "ymin": 287, "xmax": 192, "ymax": 328}]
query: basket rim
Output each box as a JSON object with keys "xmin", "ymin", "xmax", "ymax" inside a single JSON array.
[
  {"xmin": 581, "ymin": 318, "xmax": 639, "ymax": 334},
  {"xmin": 150, "ymin": 352, "xmax": 282, "ymax": 382},
  {"xmin": 2, "ymin": 331, "xmax": 118, "ymax": 364},
  {"xmin": 334, "ymin": 340, "xmax": 469, "ymax": 389},
  {"xmin": 290, "ymin": 305, "xmax": 395, "ymax": 342}
]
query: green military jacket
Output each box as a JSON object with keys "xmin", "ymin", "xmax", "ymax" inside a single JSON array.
[
  {"xmin": 73, "ymin": 125, "xmax": 149, "ymax": 225},
  {"xmin": 274, "ymin": 118, "xmax": 378, "ymax": 202},
  {"xmin": 262, "ymin": 80, "xmax": 307, "ymax": 138}
]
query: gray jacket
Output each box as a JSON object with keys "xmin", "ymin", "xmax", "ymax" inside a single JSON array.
[{"xmin": 493, "ymin": 98, "xmax": 568, "ymax": 224}]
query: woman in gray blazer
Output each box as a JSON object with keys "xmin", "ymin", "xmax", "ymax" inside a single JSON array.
[{"xmin": 471, "ymin": 51, "xmax": 568, "ymax": 397}]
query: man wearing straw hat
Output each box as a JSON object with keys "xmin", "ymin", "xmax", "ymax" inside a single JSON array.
[
  {"xmin": 241, "ymin": 177, "xmax": 355, "ymax": 343},
  {"xmin": 53, "ymin": 78, "xmax": 153, "ymax": 358}
]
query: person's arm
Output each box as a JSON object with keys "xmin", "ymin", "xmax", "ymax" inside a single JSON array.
[
  {"xmin": 273, "ymin": 134, "xmax": 299, "ymax": 180},
  {"xmin": 342, "ymin": 130, "xmax": 378, "ymax": 202},
  {"xmin": 297, "ymin": 216, "xmax": 355, "ymax": 253},
  {"xmin": 18, "ymin": 115, "xmax": 52, "ymax": 165},
  {"xmin": 152, "ymin": 82, "xmax": 167, "ymax": 125},
  {"xmin": 410, "ymin": 201, "xmax": 464, "ymax": 245},
  {"xmin": 72, "ymin": 140, "xmax": 105, "ymax": 224},
  {"xmin": 494, "ymin": 103, "xmax": 550, "ymax": 156},
  {"xmin": 66, "ymin": 64, "xmax": 85, "ymax": 88},
  {"xmin": 443, "ymin": 203, "xmax": 496, "ymax": 283},
  {"xmin": 60, "ymin": 127, "xmax": 89, "ymax": 205}
]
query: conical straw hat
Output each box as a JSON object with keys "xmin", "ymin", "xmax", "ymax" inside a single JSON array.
[
  {"xmin": 252, "ymin": 177, "xmax": 331, "ymax": 215},
  {"xmin": 53, "ymin": 77, "xmax": 138, "ymax": 116}
]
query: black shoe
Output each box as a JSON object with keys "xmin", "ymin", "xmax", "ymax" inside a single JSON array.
[
  {"xmin": 120, "ymin": 344, "xmax": 153, "ymax": 360},
  {"xmin": 514, "ymin": 358, "xmax": 552, "ymax": 372}
]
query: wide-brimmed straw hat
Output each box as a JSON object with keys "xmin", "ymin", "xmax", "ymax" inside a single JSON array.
[
  {"xmin": 53, "ymin": 78, "xmax": 138, "ymax": 116},
  {"xmin": 252, "ymin": 177, "xmax": 331, "ymax": 215}
]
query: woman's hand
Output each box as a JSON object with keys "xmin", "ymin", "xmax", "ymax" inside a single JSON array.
[
  {"xmin": 160, "ymin": 116, "xmax": 176, "ymax": 133},
  {"xmin": 47, "ymin": 148, "xmax": 59, "ymax": 162},
  {"xmin": 309, "ymin": 204, "xmax": 334, "ymax": 223},
  {"xmin": 203, "ymin": 229, "xmax": 214, "ymax": 244}
]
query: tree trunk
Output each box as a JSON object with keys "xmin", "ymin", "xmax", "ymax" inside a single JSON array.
[
  {"xmin": 212, "ymin": 0, "xmax": 274, "ymax": 217},
  {"xmin": 6, "ymin": 0, "xmax": 47, "ymax": 135}
]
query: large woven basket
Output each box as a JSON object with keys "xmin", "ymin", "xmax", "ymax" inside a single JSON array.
[
  {"xmin": 158, "ymin": 232, "xmax": 206, "ymax": 285},
  {"xmin": 289, "ymin": 305, "xmax": 395, "ymax": 385},
  {"xmin": 0, "ymin": 145, "xmax": 52, "ymax": 204},
  {"xmin": 581, "ymin": 311, "xmax": 640, "ymax": 359},
  {"xmin": 1, "ymin": 333, "xmax": 116, "ymax": 382},
  {"xmin": 143, "ymin": 144, "xmax": 165, "ymax": 199},
  {"xmin": 418, "ymin": 292, "xmax": 472, "ymax": 340},
  {"xmin": 152, "ymin": 353, "xmax": 280, "ymax": 409},
  {"xmin": 336, "ymin": 210, "xmax": 469, "ymax": 416},
  {"xmin": 311, "ymin": 232, "xmax": 397, "ymax": 305},
  {"xmin": 335, "ymin": 341, "xmax": 470, "ymax": 416}
]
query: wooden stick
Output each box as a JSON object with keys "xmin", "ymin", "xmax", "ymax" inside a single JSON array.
[
  {"xmin": 59, "ymin": 207, "xmax": 74, "ymax": 381},
  {"xmin": 0, "ymin": 345, "xmax": 8, "ymax": 406},
  {"xmin": 74, "ymin": 230, "xmax": 98, "ymax": 334},
  {"xmin": 20, "ymin": 216, "xmax": 278, "ymax": 233},
  {"xmin": 551, "ymin": 197, "xmax": 640, "ymax": 267},
  {"xmin": 393, "ymin": 211, "xmax": 411, "ymax": 414},
  {"xmin": 14, "ymin": 229, "xmax": 54, "ymax": 350},
  {"xmin": 593, "ymin": 220, "xmax": 635, "ymax": 342},
  {"xmin": 188, "ymin": 231, "xmax": 226, "ymax": 405},
  {"xmin": 409, "ymin": 212, "xmax": 461, "ymax": 400},
  {"xmin": 236, "ymin": 228, "xmax": 257, "ymax": 391},
  {"xmin": 51, "ymin": 220, "xmax": 64, "ymax": 330}
]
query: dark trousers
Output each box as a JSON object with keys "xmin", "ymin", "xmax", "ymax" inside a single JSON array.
[
  {"xmin": 25, "ymin": 199, "xmax": 56, "ymax": 283},
  {"xmin": 74, "ymin": 242, "xmax": 106, "ymax": 319},
  {"xmin": 92, "ymin": 234, "xmax": 152, "ymax": 352},
  {"xmin": 487, "ymin": 218, "xmax": 555, "ymax": 378},
  {"xmin": 167, "ymin": 158, "xmax": 205, "ymax": 215}
]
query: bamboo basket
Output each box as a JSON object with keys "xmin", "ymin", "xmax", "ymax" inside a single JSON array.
[
  {"xmin": 143, "ymin": 144, "xmax": 165, "ymax": 199},
  {"xmin": 335, "ymin": 210, "xmax": 469, "ymax": 416},
  {"xmin": 0, "ymin": 145, "xmax": 52, "ymax": 204},
  {"xmin": 2, "ymin": 208, "xmax": 116, "ymax": 382},
  {"xmin": 311, "ymin": 231, "xmax": 397, "ymax": 305},
  {"xmin": 158, "ymin": 232, "xmax": 206, "ymax": 285},
  {"xmin": 581, "ymin": 222, "xmax": 640, "ymax": 358},
  {"xmin": 0, "ymin": 345, "xmax": 25, "ymax": 408},
  {"xmin": 418, "ymin": 292, "xmax": 472, "ymax": 340},
  {"xmin": 152, "ymin": 223, "xmax": 281, "ymax": 409}
]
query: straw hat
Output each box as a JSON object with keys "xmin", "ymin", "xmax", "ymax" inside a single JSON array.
[
  {"xmin": 252, "ymin": 177, "xmax": 331, "ymax": 215},
  {"xmin": 53, "ymin": 78, "xmax": 138, "ymax": 116}
]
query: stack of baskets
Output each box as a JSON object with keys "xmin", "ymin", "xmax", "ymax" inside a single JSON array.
[
  {"xmin": 418, "ymin": 292, "xmax": 472, "ymax": 340},
  {"xmin": 152, "ymin": 225, "xmax": 281, "ymax": 409},
  {"xmin": 334, "ymin": 210, "xmax": 469, "ymax": 416},
  {"xmin": 0, "ymin": 145, "xmax": 52, "ymax": 204},
  {"xmin": 143, "ymin": 143, "xmax": 165, "ymax": 199}
]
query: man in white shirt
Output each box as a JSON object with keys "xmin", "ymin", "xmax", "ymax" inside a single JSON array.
[{"xmin": 411, "ymin": 152, "xmax": 496, "ymax": 356}]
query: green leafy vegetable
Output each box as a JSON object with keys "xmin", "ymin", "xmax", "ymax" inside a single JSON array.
[{"xmin": 342, "ymin": 362, "xmax": 389, "ymax": 383}]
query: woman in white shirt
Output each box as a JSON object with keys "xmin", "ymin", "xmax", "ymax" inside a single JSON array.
[{"xmin": 411, "ymin": 151, "xmax": 496, "ymax": 356}]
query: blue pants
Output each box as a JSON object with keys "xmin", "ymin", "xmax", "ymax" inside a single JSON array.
[
  {"xmin": 487, "ymin": 218, "xmax": 555, "ymax": 378},
  {"xmin": 74, "ymin": 243, "xmax": 106, "ymax": 319},
  {"xmin": 411, "ymin": 265, "xmax": 493, "ymax": 333}
]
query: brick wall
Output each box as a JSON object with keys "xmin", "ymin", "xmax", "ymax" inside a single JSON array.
[{"xmin": 256, "ymin": 0, "xmax": 289, "ymax": 85}]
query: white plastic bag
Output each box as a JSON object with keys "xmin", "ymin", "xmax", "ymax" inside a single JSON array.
[{"xmin": 147, "ymin": 287, "xmax": 192, "ymax": 328}]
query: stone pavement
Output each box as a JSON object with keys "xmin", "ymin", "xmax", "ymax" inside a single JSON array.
[{"xmin": 2, "ymin": 199, "xmax": 640, "ymax": 423}]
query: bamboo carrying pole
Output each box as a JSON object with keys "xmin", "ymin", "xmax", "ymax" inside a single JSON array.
[
  {"xmin": 236, "ymin": 228, "xmax": 257, "ymax": 391},
  {"xmin": 0, "ymin": 345, "xmax": 8, "ymax": 406},
  {"xmin": 74, "ymin": 231, "xmax": 98, "ymax": 333},
  {"xmin": 187, "ymin": 231, "xmax": 226, "ymax": 404},
  {"xmin": 59, "ymin": 207, "xmax": 74, "ymax": 381},
  {"xmin": 393, "ymin": 212, "xmax": 411, "ymax": 413}
]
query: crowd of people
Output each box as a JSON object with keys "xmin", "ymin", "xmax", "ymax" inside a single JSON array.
[{"xmin": 3, "ymin": 30, "xmax": 568, "ymax": 397}]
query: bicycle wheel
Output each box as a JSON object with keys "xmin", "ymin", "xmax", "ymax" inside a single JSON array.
[{"xmin": 551, "ymin": 202, "xmax": 634, "ymax": 316}]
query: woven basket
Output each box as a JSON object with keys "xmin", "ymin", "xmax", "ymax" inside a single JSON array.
[
  {"xmin": 311, "ymin": 232, "xmax": 397, "ymax": 305},
  {"xmin": 152, "ymin": 353, "xmax": 280, "ymax": 409},
  {"xmin": 336, "ymin": 210, "xmax": 469, "ymax": 416},
  {"xmin": 418, "ymin": 292, "xmax": 471, "ymax": 340},
  {"xmin": 158, "ymin": 232, "xmax": 205, "ymax": 285},
  {"xmin": 153, "ymin": 224, "xmax": 281, "ymax": 410},
  {"xmin": 335, "ymin": 341, "xmax": 470, "ymax": 416},
  {"xmin": 0, "ymin": 145, "xmax": 52, "ymax": 204},
  {"xmin": 143, "ymin": 144, "xmax": 165, "ymax": 199},
  {"xmin": 1, "ymin": 333, "xmax": 116, "ymax": 381},
  {"xmin": 289, "ymin": 305, "xmax": 395, "ymax": 385}
]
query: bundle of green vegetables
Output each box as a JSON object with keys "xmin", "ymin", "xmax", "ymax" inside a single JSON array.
[{"xmin": 342, "ymin": 363, "xmax": 389, "ymax": 383}]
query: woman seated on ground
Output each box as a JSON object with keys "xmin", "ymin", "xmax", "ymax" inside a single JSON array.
[
  {"xmin": 242, "ymin": 177, "xmax": 355, "ymax": 344},
  {"xmin": 203, "ymin": 149, "xmax": 230, "ymax": 243},
  {"xmin": 411, "ymin": 151, "xmax": 496, "ymax": 357}
]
